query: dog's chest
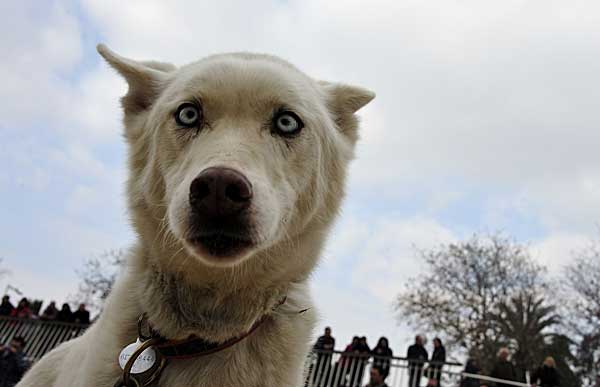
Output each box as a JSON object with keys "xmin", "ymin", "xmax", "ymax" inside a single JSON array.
[{"xmin": 156, "ymin": 346, "xmax": 282, "ymax": 387}]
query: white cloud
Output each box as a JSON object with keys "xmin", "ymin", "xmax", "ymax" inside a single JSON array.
[
  {"xmin": 348, "ymin": 217, "xmax": 455, "ymax": 303},
  {"xmin": 0, "ymin": 2, "xmax": 82, "ymax": 128},
  {"xmin": 77, "ymin": 0, "xmax": 600, "ymax": 228},
  {"xmin": 518, "ymin": 173, "xmax": 600, "ymax": 232},
  {"xmin": 0, "ymin": 263, "xmax": 77, "ymax": 307},
  {"xmin": 321, "ymin": 216, "xmax": 371, "ymax": 268},
  {"xmin": 47, "ymin": 143, "xmax": 115, "ymax": 182},
  {"xmin": 322, "ymin": 213, "xmax": 457, "ymax": 309},
  {"xmin": 11, "ymin": 166, "xmax": 52, "ymax": 192},
  {"xmin": 66, "ymin": 184, "xmax": 105, "ymax": 216},
  {"xmin": 8, "ymin": 0, "xmax": 600, "ymax": 189},
  {"xmin": 43, "ymin": 218, "xmax": 127, "ymax": 261},
  {"xmin": 314, "ymin": 214, "xmax": 456, "ymax": 353},
  {"xmin": 311, "ymin": 274, "xmax": 410, "ymax": 356},
  {"xmin": 531, "ymin": 233, "xmax": 590, "ymax": 273}
]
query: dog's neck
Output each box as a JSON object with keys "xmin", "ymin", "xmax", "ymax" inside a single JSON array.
[{"xmin": 129, "ymin": 248, "xmax": 289, "ymax": 343}]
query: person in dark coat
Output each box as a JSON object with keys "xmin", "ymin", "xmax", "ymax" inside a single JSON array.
[
  {"xmin": 460, "ymin": 359, "xmax": 481, "ymax": 387},
  {"xmin": 312, "ymin": 326, "xmax": 335, "ymax": 384},
  {"xmin": 351, "ymin": 336, "xmax": 371, "ymax": 386},
  {"xmin": 531, "ymin": 357, "xmax": 560, "ymax": 387},
  {"xmin": 0, "ymin": 336, "xmax": 29, "ymax": 387},
  {"xmin": 372, "ymin": 337, "xmax": 393, "ymax": 378},
  {"xmin": 0, "ymin": 296, "xmax": 14, "ymax": 316},
  {"xmin": 334, "ymin": 336, "xmax": 360, "ymax": 386},
  {"xmin": 490, "ymin": 348, "xmax": 517, "ymax": 387},
  {"xmin": 426, "ymin": 338, "xmax": 446, "ymax": 386},
  {"xmin": 9, "ymin": 298, "xmax": 32, "ymax": 319},
  {"xmin": 56, "ymin": 303, "xmax": 74, "ymax": 323},
  {"xmin": 407, "ymin": 335, "xmax": 429, "ymax": 387},
  {"xmin": 40, "ymin": 301, "xmax": 58, "ymax": 321},
  {"xmin": 72, "ymin": 304, "xmax": 90, "ymax": 325}
]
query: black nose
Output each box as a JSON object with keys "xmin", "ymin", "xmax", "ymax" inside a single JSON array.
[{"xmin": 189, "ymin": 167, "xmax": 253, "ymax": 217}]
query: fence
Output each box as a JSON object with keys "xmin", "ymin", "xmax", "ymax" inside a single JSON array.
[
  {"xmin": 0, "ymin": 317, "xmax": 529, "ymax": 387},
  {"xmin": 305, "ymin": 349, "xmax": 464, "ymax": 387},
  {"xmin": 0, "ymin": 316, "xmax": 87, "ymax": 361}
]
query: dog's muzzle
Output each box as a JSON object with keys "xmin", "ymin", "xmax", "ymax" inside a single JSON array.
[{"xmin": 186, "ymin": 167, "xmax": 254, "ymax": 258}]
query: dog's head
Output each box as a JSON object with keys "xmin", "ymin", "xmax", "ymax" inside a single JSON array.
[{"xmin": 99, "ymin": 45, "xmax": 374, "ymax": 269}]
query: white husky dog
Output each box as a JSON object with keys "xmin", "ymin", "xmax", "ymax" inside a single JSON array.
[{"xmin": 18, "ymin": 44, "xmax": 374, "ymax": 387}]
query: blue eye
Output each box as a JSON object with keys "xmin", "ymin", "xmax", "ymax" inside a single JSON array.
[
  {"xmin": 175, "ymin": 103, "xmax": 202, "ymax": 127},
  {"xmin": 273, "ymin": 111, "xmax": 303, "ymax": 136}
]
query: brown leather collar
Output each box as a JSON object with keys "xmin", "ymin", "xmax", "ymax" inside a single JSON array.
[
  {"xmin": 153, "ymin": 315, "xmax": 267, "ymax": 359},
  {"xmin": 142, "ymin": 296, "xmax": 288, "ymax": 360},
  {"xmin": 115, "ymin": 297, "xmax": 303, "ymax": 386}
]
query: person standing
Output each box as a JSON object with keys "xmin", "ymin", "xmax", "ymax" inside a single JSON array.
[
  {"xmin": 407, "ymin": 335, "xmax": 429, "ymax": 387},
  {"xmin": 335, "ymin": 336, "xmax": 360, "ymax": 387},
  {"xmin": 0, "ymin": 336, "xmax": 29, "ymax": 387},
  {"xmin": 460, "ymin": 359, "xmax": 481, "ymax": 387},
  {"xmin": 372, "ymin": 337, "xmax": 393, "ymax": 379},
  {"xmin": 490, "ymin": 348, "xmax": 517, "ymax": 387},
  {"xmin": 312, "ymin": 326, "xmax": 335, "ymax": 384},
  {"xmin": 72, "ymin": 304, "xmax": 90, "ymax": 325},
  {"xmin": 427, "ymin": 338, "xmax": 446, "ymax": 387},
  {"xmin": 0, "ymin": 296, "xmax": 14, "ymax": 316},
  {"xmin": 9, "ymin": 298, "xmax": 32, "ymax": 319},
  {"xmin": 56, "ymin": 303, "xmax": 74, "ymax": 323},
  {"xmin": 531, "ymin": 357, "xmax": 560, "ymax": 387},
  {"xmin": 40, "ymin": 301, "xmax": 58, "ymax": 321},
  {"xmin": 354, "ymin": 336, "xmax": 372, "ymax": 386}
]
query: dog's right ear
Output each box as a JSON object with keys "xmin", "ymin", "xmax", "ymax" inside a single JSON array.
[
  {"xmin": 97, "ymin": 44, "xmax": 176, "ymax": 115},
  {"xmin": 320, "ymin": 81, "xmax": 375, "ymax": 144}
]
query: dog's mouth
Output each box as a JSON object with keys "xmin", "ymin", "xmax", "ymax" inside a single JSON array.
[
  {"xmin": 185, "ymin": 231, "xmax": 254, "ymax": 261},
  {"xmin": 181, "ymin": 195, "xmax": 258, "ymax": 264}
]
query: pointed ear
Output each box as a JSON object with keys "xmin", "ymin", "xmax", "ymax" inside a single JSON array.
[
  {"xmin": 321, "ymin": 82, "xmax": 375, "ymax": 142},
  {"xmin": 325, "ymin": 83, "xmax": 375, "ymax": 114},
  {"xmin": 97, "ymin": 44, "xmax": 176, "ymax": 115}
]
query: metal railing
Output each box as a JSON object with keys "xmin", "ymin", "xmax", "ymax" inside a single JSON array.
[
  {"xmin": 304, "ymin": 349, "xmax": 464, "ymax": 387},
  {"xmin": 460, "ymin": 372, "xmax": 530, "ymax": 387},
  {"xmin": 0, "ymin": 317, "xmax": 531, "ymax": 387},
  {"xmin": 0, "ymin": 316, "xmax": 88, "ymax": 361}
]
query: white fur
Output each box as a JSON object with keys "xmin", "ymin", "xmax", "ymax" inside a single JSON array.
[{"xmin": 18, "ymin": 44, "xmax": 374, "ymax": 387}]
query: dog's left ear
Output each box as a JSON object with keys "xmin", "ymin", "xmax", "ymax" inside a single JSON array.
[
  {"xmin": 97, "ymin": 44, "xmax": 176, "ymax": 116},
  {"xmin": 320, "ymin": 82, "xmax": 375, "ymax": 143}
]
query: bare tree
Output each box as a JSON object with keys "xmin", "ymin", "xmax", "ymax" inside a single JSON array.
[
  {"xmin": 395, "ymin": 233, "xmax": 546, "ymax": 372},
  {"xmin": 563, "ymin": 239, "xmax": 600, "ymax": 385},
  {"xmin": 72, "ymin": 250, "xmax": 126, "ymax": 315}
]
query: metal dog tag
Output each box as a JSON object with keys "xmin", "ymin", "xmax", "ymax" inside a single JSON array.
[{"xmin": 118, "ymin": 339, "xmax": 157, "ymax": 374}]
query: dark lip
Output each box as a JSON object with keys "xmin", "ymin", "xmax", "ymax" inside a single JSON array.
[{"xmin": 186, "ymin": 232, "xmax": 253, "ymax": 259}]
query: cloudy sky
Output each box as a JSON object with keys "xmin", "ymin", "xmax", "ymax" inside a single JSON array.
[{"xmin": 1, "ymin": 0, "xmax": 599, "ymax": 358}]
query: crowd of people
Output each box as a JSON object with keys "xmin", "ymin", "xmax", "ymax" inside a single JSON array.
[
  {"xmin": 0, "ymin": 295, "xmax": 91, "ymax": 325},
  {"xmin": 0, "ymin": 310, "xmax": 594, "ymax": 387},
  {"xmin": 0, "ymin": 295, "xmax": 92, "ymax": 386},
  {"xmin": 309, "ymin": 329, "xmax": 446, "ymax": 387},
  {"xmin": 310, "ymin": 329, "xmax": 585, "ymax": 387},
  {"xmin": 460, "ymin": 348, "xmax": 569, "ymax": 387}
]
